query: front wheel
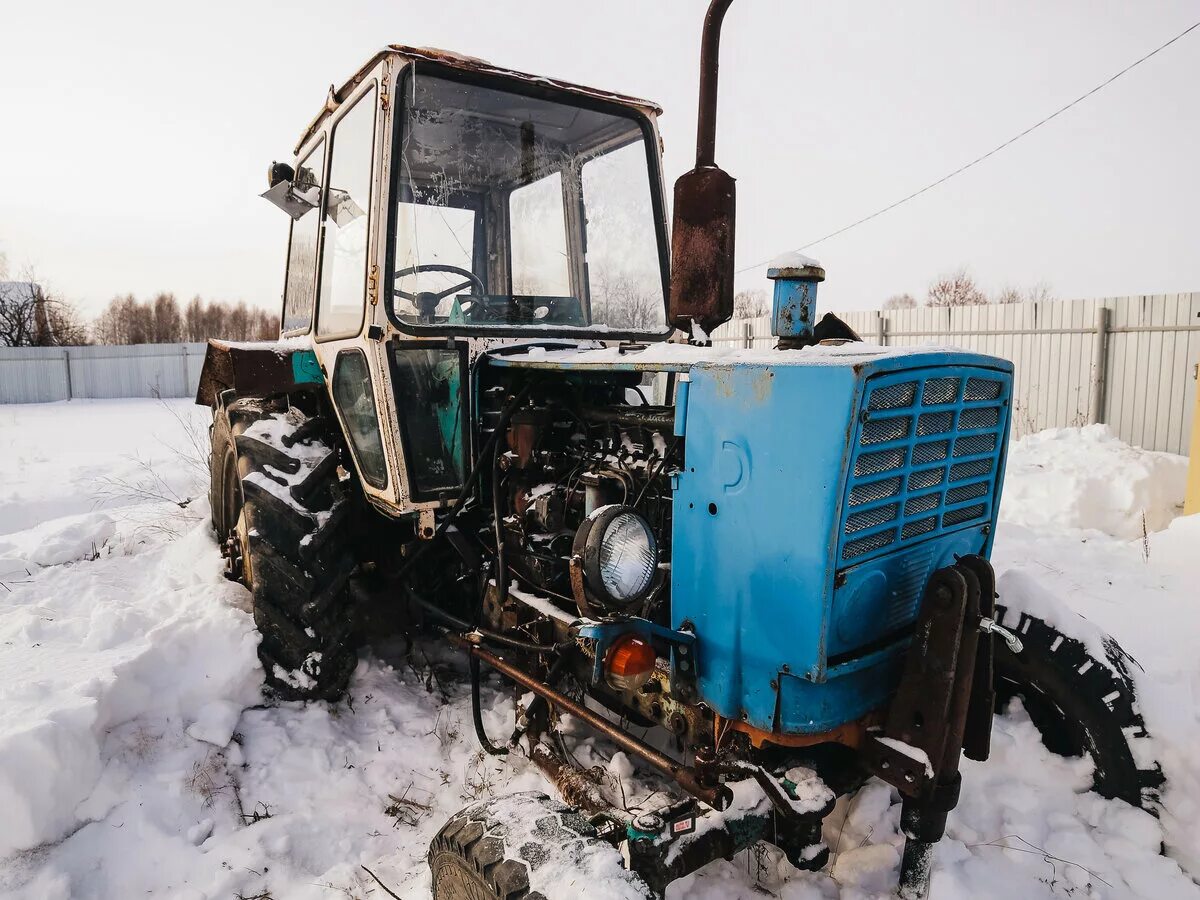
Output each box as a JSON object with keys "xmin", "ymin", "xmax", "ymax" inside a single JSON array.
[
  {"xmin": 428, "ymin": 792, "xmax": 652, "ymax": 900},
  {"xmin": 992, "ymin": 605, "xmax": 1163, "ymax": 812}
]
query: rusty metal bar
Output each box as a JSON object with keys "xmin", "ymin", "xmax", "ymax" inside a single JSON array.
[
  {"xmin": 452, "ymin": 637, "xmax": 733, "ymax": 810},
  {"xmin": 695, "ymin": 0, "xmax": 735, "ymax": 167}
]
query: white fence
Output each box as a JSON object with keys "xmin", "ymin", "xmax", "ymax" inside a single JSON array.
[
  {"xmin": 711, "ymin": 293, "xmax": 1200, "ymax": 456},
  {"xmin": 0, "ymin": 343, "xmax": 207, "ymax": 404},
  {"xmin": 3, "ymin": 296, "xmax": 1198, "ymax": 455}
]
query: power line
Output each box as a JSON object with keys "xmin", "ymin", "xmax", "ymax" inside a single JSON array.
[{"xmin": 736, "ymin": 18, "xmax": 1200, "ymax": 275}]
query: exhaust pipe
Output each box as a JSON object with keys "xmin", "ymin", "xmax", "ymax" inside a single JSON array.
[{"xmin": 668, "ymin": 0, "xmax": 737, "ymax": 340}]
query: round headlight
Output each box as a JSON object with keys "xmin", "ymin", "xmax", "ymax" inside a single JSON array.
[{"xmin": 573, "ymin": 505, "xmax": 658, "ymax": 609}]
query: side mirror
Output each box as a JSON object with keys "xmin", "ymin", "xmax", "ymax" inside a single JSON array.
[
  {"xmin": 668, "ymin": 0, "xmax": 736, "ymax": 341},
  {"xmin": 267, "ymin": 161, "xmax": 295, "ymax": 188},
  {"xmin": 260, "ymin": 160, "xmax": 319, "ymax": 221}
]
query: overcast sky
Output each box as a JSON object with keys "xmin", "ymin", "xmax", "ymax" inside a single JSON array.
[{"xmin": 2, "ymin": 0, "xmax": 1197, "ymax": 317}]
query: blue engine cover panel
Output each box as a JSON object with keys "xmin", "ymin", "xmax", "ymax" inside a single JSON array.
[{"xmin": 670, "ymin": 348, "xmax": 1013, "ymax": 734}]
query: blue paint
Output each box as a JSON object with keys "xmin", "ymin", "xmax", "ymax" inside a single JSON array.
[
  {"xmin": 673, "ymin": 376, "xmax": 690, "ymax": 437},
  {"xmin": 768, "ymin": 265, "xmax": 824, "ymax": 340},
  {"xmin": 671, "ymin": 349, "xmax": 1013, "ymax": 734}
]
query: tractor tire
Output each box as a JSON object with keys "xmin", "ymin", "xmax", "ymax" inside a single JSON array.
[
  {"xmin": 992, "ymin": 605, "xmax": 1163, "ymax": 813},
  {"xmin": 209, "ymin": 394, "xmax": 359, "ymax": 702},
  {"xmin": 428, "ymin": 792, "xmax": 652, "ymax": 900}
]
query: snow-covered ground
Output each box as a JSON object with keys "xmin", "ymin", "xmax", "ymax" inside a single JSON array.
[{"xmin": 0, "ymin": 399, "xmax": 1197, "ymax": 899}]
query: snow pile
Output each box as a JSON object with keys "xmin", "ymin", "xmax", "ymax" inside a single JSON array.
[
  {"xmin": 1000, "ymin": 424, "xmax": 1188, "ymax": 539},
  {"xmin": 0, "ymin": 400, "xmax": 1198, "ymax": 898}
]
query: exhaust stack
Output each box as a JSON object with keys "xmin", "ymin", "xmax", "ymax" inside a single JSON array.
[{"xmin": 668, "ymin": 0, "xmax": 737, "ymax": 340}]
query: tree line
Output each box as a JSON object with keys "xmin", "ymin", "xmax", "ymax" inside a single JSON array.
[
  {"xmin": 93, "ymin": 294, "xmax": 277, "ymax": 345},
  {"xmin": 0, "ymin": 261, "xmax": 277, "ymax": 347}
]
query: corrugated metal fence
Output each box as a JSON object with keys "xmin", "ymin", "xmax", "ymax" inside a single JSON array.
[
  {"xmin": 0, "ymin": 343, "xmax": 207, "ymax": 404},
  {"xmin": 4, "ymin": 295, "xmax": 1199, "ymax": 454},
  {"xmin": 711, "ymin": 293, "xmax": 1200, "ymax": 455}
]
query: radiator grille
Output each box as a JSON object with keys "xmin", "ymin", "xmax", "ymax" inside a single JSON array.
[{"xmin": 838, "ymin": 367, "xmax": 1010, "ymax": 565}]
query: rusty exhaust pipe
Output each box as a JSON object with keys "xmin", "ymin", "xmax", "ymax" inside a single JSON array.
[
  {"xmin": 668, "ymin": 0, "xmax": 737, "ymax": 340},
  {"xmin": 451, "ymin": 636, "xmax": 733, "ymax": 810}
]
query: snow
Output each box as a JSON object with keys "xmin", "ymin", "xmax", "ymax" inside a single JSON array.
[
  {"xmin": 1001, "ymin": 424, "xmax": 1189, "ymax": 539},
  {"xmin": 767, "ymin": 250, "xmax": 823, "ymax": 271},
  {"xmin": 0, "ymin": 400, "xmax": 1197, "ymax": 898},
  {"xmin": 496, "ymin": 338, "xmax": 973, "ymax": 370},
  {"xmin": 875, "ymin": 737, "xmax": 935, "ymax": 780}
]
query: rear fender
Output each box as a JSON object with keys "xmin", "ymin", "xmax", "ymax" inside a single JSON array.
[{"xmin": 194, "ymin": 339, "xmax": 324, "ymax": 407}]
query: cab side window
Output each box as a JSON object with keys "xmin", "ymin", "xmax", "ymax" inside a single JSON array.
[
  {"xmin": 331, "ymin": 350, "xmax": 387, "ymax": 488},
  {"xmin": 281, "ymin": 141, "xmax": 324, "ymax": 334},
  {"xmin": 317, "ymin": 85, "xmax": 377, "ymax": 338}
]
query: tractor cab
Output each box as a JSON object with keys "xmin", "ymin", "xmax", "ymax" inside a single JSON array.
[{"xmin": 387, "ymin": 68, "xmax": 669, "ymax": 336}]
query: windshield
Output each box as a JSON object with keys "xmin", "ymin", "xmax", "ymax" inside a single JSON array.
[{"xmin": 389, "ymin": 71, "xmax": 668, "ymax": 334}]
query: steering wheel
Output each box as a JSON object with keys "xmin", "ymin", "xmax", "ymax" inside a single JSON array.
[{"xmin": 394, "ymin": 264, "xmax": 486, "ymax": 321}]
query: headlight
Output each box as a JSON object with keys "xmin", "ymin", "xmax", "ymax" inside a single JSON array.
[{"xmin": 573, "ymin": 505, "xmax": 658, "ymax": 610}]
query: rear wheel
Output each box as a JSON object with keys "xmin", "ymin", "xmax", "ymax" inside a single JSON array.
[
  {"xmin": 429, "ymin": 792, "xmax": 652, "ymax": 900},
  {"xmin": 992, "ymin": 605, "xmax": 1163, "ymax": 812},
  {"xmin": 209, "ymin": 394, "xmax": 359, "ymax": 701}
]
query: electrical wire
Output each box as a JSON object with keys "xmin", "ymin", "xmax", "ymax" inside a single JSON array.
[{"xmin": 735, "ymin": 19, "xmax": 1200, "ymax": 274}]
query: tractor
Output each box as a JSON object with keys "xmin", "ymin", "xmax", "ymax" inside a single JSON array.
[{"xmin": 198, "ymin": 3, "xmax": 1163, "ymax": 896}]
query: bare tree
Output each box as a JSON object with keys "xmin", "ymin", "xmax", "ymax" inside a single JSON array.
[
  {"xmin": 734, "ymin": 288, "xmax": 770, "ymax": 319},
  {"xmin": 593, "ymin": 269, "xmax": 660, "ymax": 330},
  {"xmin": 0, "ymin": 270, "xmax": 89, "ymax": 346},
  {"xmin": 152, "ymin": 293, "xmax": 183, "ymax": 343},
  {"xmin": 927, "ymin": 268, "xmax": 987, "ymax": 307},
  {"xmin": 1025, "ymin": 281, "xmax": 1054, "ymax": 304},
  {"xmin": 994, "ymin": 286, "xmax": 1023, "ymax": 305},
  {"xmin": 883, "ymin": 293, "xmax": 917, "ymax": 309},
  {"xmin": 93, "ymin": 294, "xmax": 153, "ymax": 345},
  {"xmin": 183, "ymin": 296, "xmax": 206, "ymax": 341}
]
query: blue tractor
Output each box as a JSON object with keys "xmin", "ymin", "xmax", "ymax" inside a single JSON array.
[{"xmin": 199, "ymin": 3, "xmax": 1161, "ymax": 896}]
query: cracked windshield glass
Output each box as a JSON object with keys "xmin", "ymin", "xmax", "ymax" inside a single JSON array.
[{"xmin": 391, "ymin": 72, "xmax": 667, "ymax": 332}]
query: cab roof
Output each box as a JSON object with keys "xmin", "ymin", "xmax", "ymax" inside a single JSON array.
[{"xmin": 294, "ymin": 44, "xmax": 663, "ymax": 156}]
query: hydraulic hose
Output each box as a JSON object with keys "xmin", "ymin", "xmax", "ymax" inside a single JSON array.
[{"xmin": 470, "ymin": 653, "xmax": 509, "ymax": 756}]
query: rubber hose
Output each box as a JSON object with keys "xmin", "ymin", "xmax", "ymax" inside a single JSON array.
[{"xmin": 470, "ymin": 653, "xmax": 509, "ymax": 756}]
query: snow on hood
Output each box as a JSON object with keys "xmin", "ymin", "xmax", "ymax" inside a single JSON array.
[{"xmin": 495, "ymin": 340, "xmax": 966, "ymax": 369}]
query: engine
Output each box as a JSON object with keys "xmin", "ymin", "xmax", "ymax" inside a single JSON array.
[{"xmin": 482, "ymin": 373, "xmax": 679, "ymax": 623}]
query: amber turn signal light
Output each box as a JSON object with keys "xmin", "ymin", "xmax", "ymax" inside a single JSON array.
[{"xmin": 604, "ymin": 635, "xmax": 658, "ymax": 693}]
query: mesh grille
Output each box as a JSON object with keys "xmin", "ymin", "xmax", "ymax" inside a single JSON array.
[
  {"xmin": 843, "ymin": 529, "xmax": 897, "ymax": 560},
  {"xmin": 949, "ymin": 459, "xmax": 992, "ymax": 482},
  {"xmin": 904, "ymin": 493, "xmax": 939, "ymax": 515},
  {"xmin": 954, "ymin": 433, "xmax": 997, "ymax": 457},
  {"xmin": 902, "ymin": 517, "xmax": 937, "ymax": 539},
  {"xmin": 846, "ymin": 503, "xmax": 899, "ymax": 534},
  {"xmin": 912, "ymin": 440, "xmax": 949, "ymax": 464},
  {"xmin": 850, "ymin": 476, "xmax": 902, "ymax": 506},
  {"xmin": 909, "ymin": 467, "xmax": 945, "ymax": 490},
  {"xmin": 944, "ymin": 503, "xmax": 987, "ymax": 527},
  {"xmin": 856, "ymin": 448, "xmax": 905, "ymax": 476},
  {"xmin": 922, "ymin": 378, "xmax": 960, "ymax": 405},
  {"xmin": 839, "ymin": 367, "xmax": 1010, "ymax": 567},
  {"xmin": 917, "ymin": 412, "xmax": 953, "ymax": 436},
  {"xmin": 960, "ymin": 406, "xmax": 1000, "ymax": 429},
  {"xmin": 946, "ymin": 480, "xmax": 989, "ymax": 504},
  {"xmin": 861, "ymin": 416, "xmax": 911, "ymax": 445},
  {"xmin": 965, "ymin": 377, "xmax": 1003, "ymax": 401},
  {"xmin": 868, "ymin": 381, "xmax": 917, "ymax": 410}
]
